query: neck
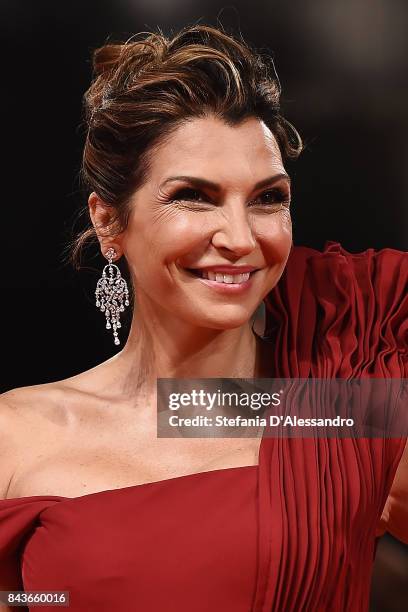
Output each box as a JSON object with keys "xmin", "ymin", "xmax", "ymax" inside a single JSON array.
[{"xmin": 109, "ymin": 308, "xmax": 269, "ymax": 398}]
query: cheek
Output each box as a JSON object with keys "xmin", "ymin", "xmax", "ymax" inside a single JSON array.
[
  {"xmin": 124, "ymin": 212, "xmax": 210, "ymax": 284},
  {"xmin": 156, "ymin": 213, "xmax": 215, "ymax": 269},
  {"xmin": 255, "ymin": 209, "xmax": 292, "ymax": 263}
]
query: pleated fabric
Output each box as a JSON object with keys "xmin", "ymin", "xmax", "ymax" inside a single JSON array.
[{"xmin": 251, "ymin": 241, "xmax": 407, "ymax": 611}]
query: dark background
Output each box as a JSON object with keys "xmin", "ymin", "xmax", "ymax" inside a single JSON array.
[
  {"xmin": 2, "ymin": 0, "xmax": 407, "ymax": 387},
  {"xmin": 1, "ymin": 1, "xmax": 407, "ymax": 608}
]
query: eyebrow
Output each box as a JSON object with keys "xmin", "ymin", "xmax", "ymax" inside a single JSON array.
[{"xmin": 160, "ymin": 172, "xmax": 291, "ymax": 192}]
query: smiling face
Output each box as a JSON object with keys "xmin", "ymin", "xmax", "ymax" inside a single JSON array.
[{"xmin": 92, "ymin": 114, "xmax": 292, "ymax": 332}]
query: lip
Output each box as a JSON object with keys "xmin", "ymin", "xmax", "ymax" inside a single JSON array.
[
  {"xmin": 189, "ymin": 265, "xmax": 258, "ymax": 274},
  {"xmin": 183, "ymin": 267, "xmax": 259, "ymax": 294}
]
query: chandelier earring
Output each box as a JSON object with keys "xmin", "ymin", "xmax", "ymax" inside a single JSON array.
[{"xmin": 95, "ymin": 247, "xmax": 129, "ymax": 346}]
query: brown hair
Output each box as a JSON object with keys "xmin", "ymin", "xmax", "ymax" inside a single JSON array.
[{"xmin": 70, "ymin": 23, "xmax": 303, "ymax": 269}]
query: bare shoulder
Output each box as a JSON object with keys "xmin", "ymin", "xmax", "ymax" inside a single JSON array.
[
  {"xmin": 0, "ymin": 355, "xmax": 122, "ymax": 438},
  {"xmin": 1, "ymin": 374, "xmax": 105, "ymax": 432},
  {"xmin": 0, "ymin": 382, "xmax": 64, "ymax": 431},
  {"xmin": 0, "ymin": 382, "xmax": 65, "ymax": 423},
  {"xmin": 0, "ymin": 382, "xmax": 81, "ymax": 499},
  {"xmin": 0, "ymin": 386, "xmax": 43, "ymax": 498}
]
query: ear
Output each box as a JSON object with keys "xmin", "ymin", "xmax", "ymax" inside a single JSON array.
[{"xmin": 88, "ymin": 192, "xmax": 123, "ymax": 259}]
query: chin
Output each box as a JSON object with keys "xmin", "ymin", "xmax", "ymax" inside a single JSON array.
[{"xmin": 191, "ymin": 310, "xmax": 253, "ymax": 331}]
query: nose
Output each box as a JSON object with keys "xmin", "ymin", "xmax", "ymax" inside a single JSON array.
[{"xmin": 211, "ymin": 202, "xmax": 257, "ymax": 256}]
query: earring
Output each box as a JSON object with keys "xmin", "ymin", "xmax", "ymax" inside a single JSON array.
[{"xmin": 95, "ymin": 247, "xmax": 129, "ymax": 346}]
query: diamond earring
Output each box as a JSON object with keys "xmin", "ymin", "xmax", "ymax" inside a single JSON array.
[{"xmin": 95, "ymin": 247, "xmax": 129, "ymax": 346}]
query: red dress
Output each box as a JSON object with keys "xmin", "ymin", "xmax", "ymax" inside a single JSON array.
[{"xmin": 0, "ymin": 241, "xmax": 406, "ymax": 611}]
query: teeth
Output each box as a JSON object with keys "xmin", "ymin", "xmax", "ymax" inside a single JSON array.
[{"xmin": 200, "ymin": 270, "xmax": 251, "ymax": 284}]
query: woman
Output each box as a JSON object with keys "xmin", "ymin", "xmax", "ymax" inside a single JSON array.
[{"xmin": 0, "ymin": 23, "xmax": 406, "ymax": 612}]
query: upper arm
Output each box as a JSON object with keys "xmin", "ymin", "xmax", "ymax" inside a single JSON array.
[
  {"xmin": 0, "ymin": 393, "xmax": 24, "ymax": 600},
  {"xmin": 0, "ymin": 390, "xmax": 44, "ymax": 606},
  {"xmin": 0, "ymin": 391, "xmax": 22, "ymax": 500},
  {"xmin": 0, "ymin": 386, "xmax": 43, "ymax": 499},
  {"xmin": 379, "ymin": 439, "xmax": 408, "ymax": 545}
]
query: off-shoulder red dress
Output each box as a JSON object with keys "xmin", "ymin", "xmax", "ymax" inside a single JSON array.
[{"xmin": 0, "ymin": 241, "xmax": 407, "ymax": 611}]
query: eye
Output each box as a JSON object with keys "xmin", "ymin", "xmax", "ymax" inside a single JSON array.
[
  {"xmin": 170, "ymin": 188, "xmax": 208, "ymax": 203},
  {"xmin": 168, "ymin": 186, "xmax": 290, "ymax": 208},
  {"xmin": 251, "ymin": 188, "xmax": 291, "ymax": 208}
]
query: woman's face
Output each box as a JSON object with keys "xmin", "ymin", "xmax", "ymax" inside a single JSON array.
[{"xmin": 110, "ymin": 115, "xmax": 291, "ymax": 330}]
